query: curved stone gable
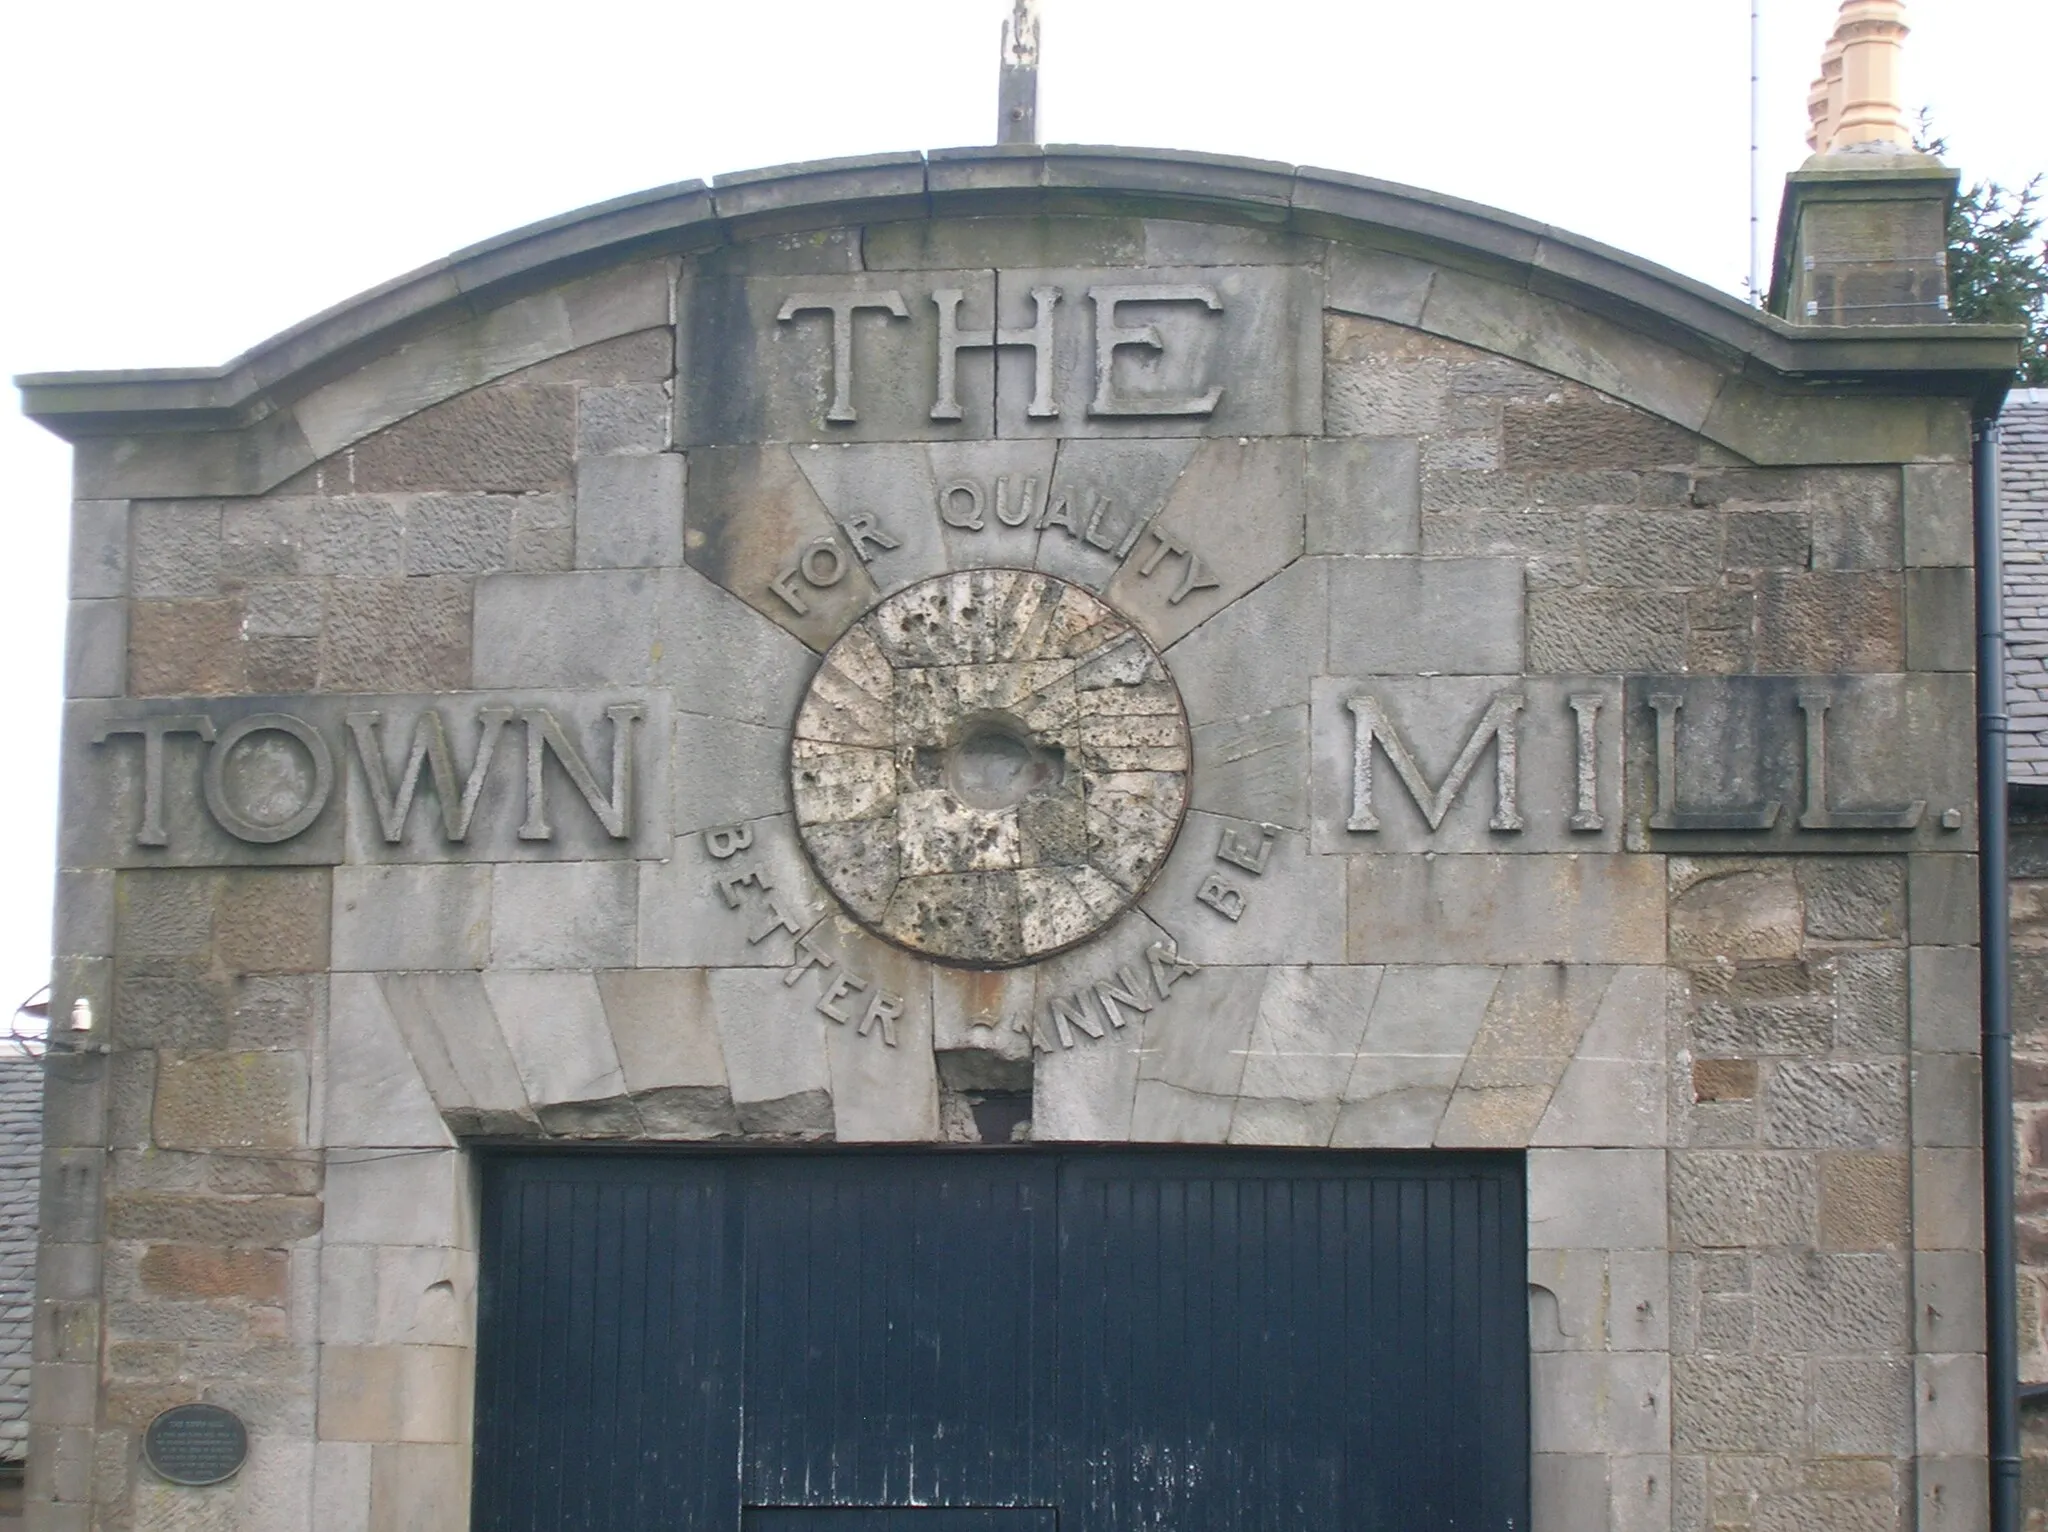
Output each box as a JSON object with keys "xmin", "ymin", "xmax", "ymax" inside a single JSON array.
[{"xmin": 24, "ymin": 148, "xmax": 2017, "ymax": 1532}]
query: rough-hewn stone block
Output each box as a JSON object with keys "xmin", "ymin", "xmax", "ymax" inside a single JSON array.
[
  {"xmin": 153, "ymin": 1051, "xmax": 308, "ymax": 1150},
  {"xmin": 319, "ymin": 578, "xmax": 470, "ymax": 692},
  {"xmin": 350, "ymin": 383, "xmax": 575, "ymax": 494},
  {"xmin": 1349, "ymin": 855, "xmax": 1665, "ymax": 964},
  {"xmin": 128, "ymin": 599, "xmax": 243, "ymax": 696}
]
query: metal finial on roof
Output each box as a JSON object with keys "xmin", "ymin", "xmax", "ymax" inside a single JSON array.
[{"xmin": 999, "ymin": 0, "xmax": 1041, "ymax": 145}]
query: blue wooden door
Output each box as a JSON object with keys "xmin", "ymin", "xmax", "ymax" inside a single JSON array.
[{"xmin": 472, "ymin": 1151, "xmax": 1527, "ymax": 1531}]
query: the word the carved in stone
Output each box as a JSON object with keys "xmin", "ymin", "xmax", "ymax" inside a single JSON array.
[
  {"xmin": 1016, "ymin": 940, "xmax": 1202, "ymax": 1051},
  {"xmin": 95, "ymin": 703, "xmax": 642, "ymax": 849},
  {"xmin": 702, "ymin": 824, "xmax": 904, "ymax": 1046},
  {"xmin": 778, "ymin": 283, "xmax": 1226, "ymax": 425},
  {"xmin": 1197, "ymin": 823, "xmax": 1279, "ymax": 923}
]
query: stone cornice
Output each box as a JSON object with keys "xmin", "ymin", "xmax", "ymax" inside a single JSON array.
[{"xmin": 17, "ymin": 144, "xmax": 2022, "ymax": 442}]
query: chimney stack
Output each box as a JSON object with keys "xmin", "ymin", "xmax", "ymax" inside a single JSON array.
[{"xmin": 1773, "ymin": 0, "xmax": 1954, "ymax": 326}]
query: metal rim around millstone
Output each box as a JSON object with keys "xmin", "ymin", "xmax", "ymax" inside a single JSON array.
[{"xmin": 790, "ymin": 569, "xmax": 1191, "ymax": 967}]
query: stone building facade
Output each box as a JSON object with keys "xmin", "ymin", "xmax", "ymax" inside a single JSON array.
[
  {"xmin": 14, "ymin": 147, "xmax": 2020, "ymax": 1531},
  {"xmin": 0, "ymin": 1048, "xmax": 40, "ymax": 1531}
]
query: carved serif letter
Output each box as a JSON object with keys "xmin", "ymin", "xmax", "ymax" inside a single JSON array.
[
  {"xmin": 1796, "ymin": 692, "xmax": 1925, "ymax": 830},
  {"xmin": 1346, "ymin": 692, "xmax": 1525, "ymax": 834},
  {"xmin": 1088, "ymin": 285, "xmax": 1225, "ymax": 416},
  {"xmin": 202, "ymin": 714, "xmax": 335, "ymax": 845},
  {"xmin": 347, "ymin": 708, "xmax": 512, "ymax": 842},
  {"xmin": 931, "ymin": 285, "xmax": 1060, "ymax": 421},
  {"xmin": 1646, "ymin": 694, "xmax": 1780, "ymax": 831},
  {"xmin": 776, "ymin": 290, "xmax": 910, "ymax": 423},
  {"xmin": 518, "ymin": 704, "xmax": 642, "ymax": 841},
  {"xmin": 93, "ymin": 715, "xmax": 215, "ymax": 846}
]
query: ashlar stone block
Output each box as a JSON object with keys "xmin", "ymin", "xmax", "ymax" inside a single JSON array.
[
  {"xmin": 323, "ymin": 974, "xmax": 450, "ymax": 1150},
  {"xmin": 68, "ymin": 498, "xmax": 128, "ymax": 599},
  {"xmin": 1333, "ymin": 964, "xmax": 1502, "ymax": 1145},
  {"xmin": 1130, "ymin": 965, "xmax": 1268, "ymax": 1143},
  {"xmin": 638, "ymin": 818, "xmax": 833, "ymax": 971},
  {"xmin": 685, "ymin": 444, "xmax": 880, "ymax": 651},
  {"xmin": 1528, "ymin": 1147, "xmax": 1666, "ymax": 1251},
  {"xmin": 1140, "ymin": 811, "xmax": 1344, "ymax": 967},
  {"xmin": 332, "ymin": 866, "xmax": 489, "ymax": 972},
  {"xmin": 1349, "ymin": 854, "xmax": 1666, "ymax": 965},
  {"xmin": 1531, "ymin": 1352, "xmax": 1670, "ymax": 1455},
  {"xmin": 1305, "ymin": 437, "xmax": 1419, "ymax": 555},
  {"xmin": 1166, "ymin": 557, "xmax": 1327, "ymax": 728},
  {"xmin": 1190, "ymin": 707, "xmax": 1309, "ymax": 830},
  {"xmin": 787, "ymin": 916, "xmax": 939, "ymax": 1142},
  {"xmin": 480, "ymin": 971, "xmax": 628, "ymax": 1115},
  {"xmin": 378, "ymin": 972, "xmax": 534, "ymax": 1137},
  {"xmin": 705, "ymin": 967, "xmax": 831, "ymax": 1136},
  {"xmin": 1228, "ymin": 964, "xmax": 1383, "ymax": 1145},
  {"xmin": 473, "ymin": 568, "xmax": 664, "ymax": 688},
  {"xmin": 1533, "ymin": 967, "xmax": 1668, "ymax": 1148},
  {"xmin": 153, "ymin": 1051, "xmax": 308, "ymax": 1150},
  {"xmin": 1439, "ymin": 964, "xmax": 1617, "ymax": 1149},
  {"xmin": 489, "ymin": 861, "xmax": 636, "ymax": 969},
  {"xmin": 1327, "ymin": 556, "xmax": 1523, "ymax": 677},
  {"xmin": 317, "ymin": 1344, "xmax": 469, "ymax": 1444},
  {"xmin": 594, "ymin": 969, "xmax": 737, "ymax": 1137},
  {"xmin": 1106, "ymin": 437, "xmax": 1305, "ymax": 648},
  {"xmin": 575, "ymin": 452, "xmax": 685, "ymax": 569},
  {"xmin": 791, "ymin": 442, "xmax": 950, "ymax": 598}
]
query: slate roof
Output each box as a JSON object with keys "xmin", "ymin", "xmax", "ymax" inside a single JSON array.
[
  {"xmin": 0, "ymin": 1052, "xmax": 39, "ymax": 1463},
  {"xmin": 2007, "ymin": 389, "xmax": 2048, "ymax": 780}
]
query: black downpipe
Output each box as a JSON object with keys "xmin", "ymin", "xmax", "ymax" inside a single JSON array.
[{"xmin": 1978, "ymin": 412, "xmax": 2021, "ymax": 1532}]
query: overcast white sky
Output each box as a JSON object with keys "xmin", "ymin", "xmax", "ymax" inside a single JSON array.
[{"xmin": 2, "ymin": 0, "xmax": 2044, "ymax": 1021}]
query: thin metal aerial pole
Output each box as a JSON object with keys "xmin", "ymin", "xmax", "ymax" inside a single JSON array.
[{"xmin": 1750, "ymin": 0, "xmax": 1764, "ymax": 303}]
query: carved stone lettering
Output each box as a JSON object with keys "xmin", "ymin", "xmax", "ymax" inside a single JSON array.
[
  {"xmin": 1567, "ymin": 694, "xmax": 1606, "ymax": 833},
  {"xmin": 1134, "ymin": 527, "xmax": 1220, "ymax": 604},
  {"xmin": 93, "ymin": 716, "xmax": 215, "ymax": 847},
  {"xmin": 1217, "ymin": 824, "xmax": 1278, "ymax": 875},
  {"xmin": 518, "ymin": 705, "xmax": 641, "ymax": 841},
  {"xmin": 776, "ymin": 290, "xmax": 911, "ymax": 423},
  {"xmin": 1347, "ymin": 692, "xmax": 1524, "ymax": 834},
  {"xmin": 1646, "ymin": 694, "xmax": 1781, "ymax": 831},
  {"xmin": 1197, "ymin": 872, "xmax": 1248, "ymax": 921},
  {"xmin": 932, "ymin": 286, "xmax": 1060, "ymax": 421},
  {"xmin": 202, "ymin": 714, "xmax": 335, "ymax": 845},
  {"xmin": 1796, "ymin": 692, "xmax": 1926, "ymax": 830},
  {"xmin": 1088, "ymin": 285, "xmax": 1225, "ymax": 416},
  {"xmin": 704, "ymin": 824, "xmax": 756, "ymax": 861},
  {"xmin": 347, "ymin": 708, "xmax": 511, "ymax": 843}
]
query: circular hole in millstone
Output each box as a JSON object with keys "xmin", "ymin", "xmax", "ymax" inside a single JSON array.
[{"xmin": 947, "ymin": 712, "xmax": 1065, "ymax": 811}]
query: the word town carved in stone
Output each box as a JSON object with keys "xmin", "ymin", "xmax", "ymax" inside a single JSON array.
[{"xmin": 91, "ymin": 702, "xmax": 643, "ymax": 850}]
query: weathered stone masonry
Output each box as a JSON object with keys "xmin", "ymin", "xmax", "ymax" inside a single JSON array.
[{"xmin": 17, "ymin": 147, "xmax": 2022, "ymax": 1531}]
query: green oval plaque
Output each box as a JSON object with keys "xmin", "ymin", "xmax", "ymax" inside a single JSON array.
[{"xmin": 143, "ymin": 1403, "xmax": 247, "ymax": 1487}]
